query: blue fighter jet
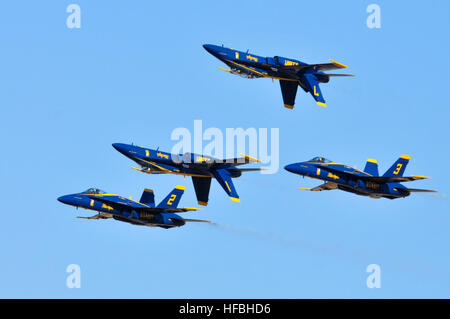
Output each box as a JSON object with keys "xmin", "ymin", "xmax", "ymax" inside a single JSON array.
[
  {"xmin": 203, "ymin": 44, "xmax": 353, "ymax": 109},
  {"xmin": 112, "ymin": 143, "xmax": 262, "ymax": 206},
  {"xmin": 57, "ymin": 186, "xmax": 208, "ymax": 229},
  {"xmin": 284, "ymin": 155, "xmax": 436, "ymax": 199}
]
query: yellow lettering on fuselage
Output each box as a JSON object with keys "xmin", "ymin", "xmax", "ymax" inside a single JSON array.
[
  {"xmin": 102, "ymin": 203, "xmax": 114, "ymax": 211},
  {"xmin": 284, "ymin": 60, "xmax": 299, "ymax": 66},
  {"xmin": 246, "ymin": 55, "xmax": 258, "ymax": 62},
  {"xmin": 157, "ymin": 152, "xmax": 169, "ymax": 160},
  {"xmin": 196, "ymin": 156, "xmax": 211, "ymax": 162},
  {"xmin": 327, "ymin": 173, "xmax": 339, "ymax": 180}
]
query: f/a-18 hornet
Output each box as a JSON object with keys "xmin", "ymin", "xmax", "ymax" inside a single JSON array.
[
  {"xmin": 57, "ymin": 186, "xmax": 208, "ymax": 229},
  {"xmin": 203, "ymin": 44, "xmax": 353, "ymax": 109},
  {"xmin": 285, "ymin": 155, "xmax": 435, "ymax": 199},
  {"xmin": 113, "ymin": 143, "xmax": 262, "ymax": 206}
]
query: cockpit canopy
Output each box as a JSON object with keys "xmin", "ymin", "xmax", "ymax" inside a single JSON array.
[
  {"xmin": 310, "ymin": 157, "xmax": 332, "ymax": 163},
  {"xmin": 83, "ymin": 188, "xmax": 106, "ymax": 194}
]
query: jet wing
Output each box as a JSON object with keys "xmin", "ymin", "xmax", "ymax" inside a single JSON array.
[
  {"xmin": 300, "ymin": 182, "xmax": 337, "ymax": 191},
  {"xmin": 401, "ymin": 188, "xmax": 437, "ymax": 193},
  {"xmin": 171, "ymin": 218, "xmax": 211, "ymax": 223},
  {"xmin": 77, "ymin": 213, "xmax": 113, "ymax": 220},
  {"xmin": 361, "ymin": 175, "xmax": 432, "ymax": 183},
  {"xmin": 282, "ymin": 59, "xmax": 350, "ymax": 73},
  {"xmin": 222, "ymin": 153, "xmax": 261, "ymax": 167},
  {"xmin": 135, "ymin": 158, "xmax": 181, "ymax": 174}
]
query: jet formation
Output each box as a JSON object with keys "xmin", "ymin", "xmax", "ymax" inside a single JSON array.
[
  {"xmin": 112, "ymin": 143, "xmax": 262, "ymax": 206},
  {"xmin": 57, "ymin": 44, "xmax": 435, "ymax": 230},
  {"xmin": 203, "ymin": 44, "xmax": 353, "ymax": 109}
]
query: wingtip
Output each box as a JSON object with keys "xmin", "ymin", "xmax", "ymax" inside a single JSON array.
[
  {"xmin": 411, "ymin": 175, "xmax": 432, "ymax": 179},
  {"xmin": 183, "ymin": 207, "xmax": 204, "ymax": 211},
  {"xmin": 230, "ymin": 197, "xmax": 241, "ymax": 203},
  {"xmin": 284, "ymin": 104, "xmax": 294, "ymax": 109},
  {"xmin": 400, "ymin": 154, "xmax": 411, "ymax": 160},
  {"xmin": 239, "ymin": 153, "xmax": 261, "ymax": 162},
  {"xmin": 198, "ymin": 201, "xmax": 208, "ymax": 206},
  {"xmin": 316, "ymin": 101, "xmax": 327, "ymax": 107},
  {"xmin": 175, "ymin": 185, "xmax": 186, "ymax": 190}
]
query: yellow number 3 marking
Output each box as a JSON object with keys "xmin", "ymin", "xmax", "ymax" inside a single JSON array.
[
  {"xmin": 393, "ymin": 164, "xmax": 403, "ymax": 175},
  {"xmin": 167, "ymin": 194, "xmax": 177, "ymax": 205}
]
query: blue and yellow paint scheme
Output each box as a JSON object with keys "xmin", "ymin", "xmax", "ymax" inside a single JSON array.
[
  {"xmin": 284, "ymin": 155, "xmax": 436, "ymax": 199},
  {"xmin": 57, "ymin": 186, "xmax": 208, "ymax": 229},
  {"xmin": 112, "ymin": 143, "xmax": 262, "ymax": 206},
  {"xmin": 203, "ymin": 44, "xmax": 354, "ymax": 109}
]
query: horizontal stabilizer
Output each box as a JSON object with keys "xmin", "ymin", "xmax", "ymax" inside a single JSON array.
[
  {"xmin": 403, "ymin": 188, "xmax": 437, "ymax": 193},
  {"xmin": 174, "ymin": 218, "xmax": 211, "ymax": 223},
  {"xmin": 212, "ymin": 168, "xmax": 240, "ymax": 202},
  {"xmin": 281, "ymin": 59, "xmax": 350, "ymax": 73},
  {"xmin": 223, "ymin": 153, "xmax": 260, "ymax": 166},
  {"xmin": 236, "ymin": 168, "xmax": 267, "ymax": 172},
  {"xmin": 302, "ymin": 73, "xmax": 326, "ymax": 107}
]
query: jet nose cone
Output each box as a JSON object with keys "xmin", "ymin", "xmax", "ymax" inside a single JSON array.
[
  {"xmin": 284, "ymin": 163, "xmax": 300, "ymax": 173},
  {"xmin": 57, "ymin": 195, "xmax": 72, "ymax": 205},
  {"xmin": 203, "ymin": 44, "xmax": 216, "ymax": 54},
  {"xmin": 112, "ymin": 143, "xmax": 128, "ymax": 155}
]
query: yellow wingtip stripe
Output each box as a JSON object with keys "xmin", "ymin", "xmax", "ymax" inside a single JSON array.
[
  {"xmin": 328, "ymin": 59, "xmax": 348, "ymax": 68},
  {"xmin": 239, "ymin": 153, "xmax": 261, "ymax": 162},
  {"xmin": 367, "ymin": 158, "xmax": 378, "ymax": 164},
  {"xmin": 411, "ymin": 175, "xmax": 431, "ymax": 179},
  {"xmin": 284, "ymin": 104, "xmax": 294, "ymax": 109},
  {"xmin": 175, "ymin": 185, "xmax": 186, "ymax": 190},
  {"xmin": 400, "ymin": 154, "xmax": 411, "ymax": 160},
  {"xmin": 230, "ymin": 197, "xmax": 240, "ymax": 203},
  {"xmin": 316, "ymin": 102, "xmax": 327, "ymax": 107},
  {"xmin": 198, "ymin": 201, "xmax": 208, "ymax": 206}
]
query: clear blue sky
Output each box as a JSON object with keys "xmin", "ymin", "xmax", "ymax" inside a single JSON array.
[{"xmin": 0, "ymin": 1, "xmax": 449, "ymax": 298}]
